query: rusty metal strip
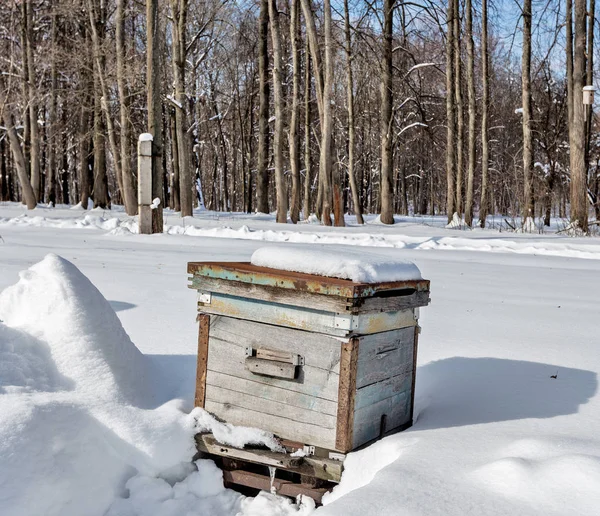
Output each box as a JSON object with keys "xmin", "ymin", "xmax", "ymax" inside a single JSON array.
[{"xmin": 195, "ymin": 313, "xmax": 210, "ymax": 408}]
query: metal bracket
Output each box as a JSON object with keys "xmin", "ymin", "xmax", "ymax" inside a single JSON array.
[
  {"xmin": 333, "ymin": 312, "xmax": 358, "ymax": 331},
  {"xmin": 328, "ymin": 451, "xmax": 346, "ymax": 462},
  {"xmin": 197, "ymin": 291, "xmax": 212, "ymax": 304},
  {"xmin": 303, "ymin": 445, "xmax": 315, "ymax": 456}
]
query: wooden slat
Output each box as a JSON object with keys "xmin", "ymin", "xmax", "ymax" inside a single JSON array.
[
  {"xmin": 188, "ymin": 261, "xmax": 430, "ymax": 301},
  {"xmin": 191, "ymin": 275, "xmax": 352, "ymax": 313},
  {"xmin": 194, "ymin": 313, "xmax": 210, "ymax": 407},
  {"xmin": 204, "ymin": 400, "xmax": 337, "ymax": 450},
  {"xmin": 353, "ymin": 371, "xmax": 412, "ymax": 411},
  {"xmin": 199, "ymin": 293, "xmax": 349, "ymax": 336},
  {"xmin": 354, "ymin": 309, "xmax": 416, "ymax": 336},
  {"xmin": 256, "ymin": 347, "xmax": 296, "ymax": 364},
  {"xmin": 355, "ymin": 327, "xmax": 414, "ymax": 389},
  {"xmin": 335, "ymin": 337, "xmax": 359, "ymax": 453},
  {"xmin": 245, "ymin": 357, "xmax": 297, "ymax": 379},
  {"xmin": 352, "ymin": 391, "xmax": 411, "ymax": 449},
  {"xmin": 205, "ymin": 384, "xmax": 338, "ymax": 429},
  {"xmin": 221, "ymin": 470, "xmax": 330, "ymax": 503},
  {"xmin": 356, "ymin": 291, "xmax": 430, "ymax": 313},
  {"xmin": 195, "ymin": 434, "xmax": 343, "ymax": 483},
  {"xmin": 409, "ymin": 325, "xmax": 420, "ymax": 425},
  {"xmin": 200, "ymin": 293, "xmax": 417, "ymax": 336},
  {"xmin": 209, "ymin": 316, "xmax": 341, "ymax": 372},
  {"xmin": 206, "ymin": 370, "xmax": 338, "ymax": 416}
]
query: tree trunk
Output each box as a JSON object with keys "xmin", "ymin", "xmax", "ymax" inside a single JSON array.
[
  {"xmin": 256, "ymin": 0, "xmax": 270, "ymax": 214},
  {"xmin": 521, "ymin": 0, "xmax": 535, "ymax": 228},
  {"xmin": 319, "ymin": 0, "xmax": 334, "ymax": 225},
  {"xmin": 0, "ymin": 86, "xmax": 37, "ymax": 209},
  {"xmin": 147, "ymin": 0, "xmax": 164, "ymax": 230},
  {"xmin": 299, "ymin": 0, "xmax": 324, "ymax": 122},
  {"xmin": 445, "ymin": 0, "xmax": 456, "ymax": 222},
  {"xmin": 479, "ymin": 0, "xmax": 489, "ymax": 228},
  {"xmin": 303, "ymin": 43, "xmax": 312, "ymax": 220},
  {"xmin": 47, "ymin": 6, "xmax": 58, "ymax": 206},
  {"xmin": 453, "ymin": 0, "xmax": 464, "ymax": 218},
  {"xmin": 585, "ymin": 0, "xmax": 595, "ymax": 213},
  {"xmin": 379, "ymin": 0, "xmax": 395, "ymax": 225},
  {"xmin": 570, "ymin": 0, "xmax": 588, "ymax": 231},
  {"xmin": 464, "ymin": 0, "xmax": 476, "ymax": 227},
  {"xmin": 25, "ymin": 0, "xmax": 41, "ymax": 202},
  {"xmin": 171, "ymin": 0, "xmax": 192, "ymax": 217},
  {"xmin": 288, "ymin": 0, "xmax": 301, "ymax": 223},
  {"xmin": 344, "ymin": 0, "xmax": 364, "ymax": 224},
  {"xmin": 268, "ymin": 0, "xmax": 288, "ymax": 223},
  {"xmin": 117, "ymin": 0, "xmax": 137, "ymax": 215}
]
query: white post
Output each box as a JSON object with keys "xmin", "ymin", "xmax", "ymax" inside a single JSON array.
[{"xmin": 138, "ymin": 133, "xmax": 153, "ymax": 234}]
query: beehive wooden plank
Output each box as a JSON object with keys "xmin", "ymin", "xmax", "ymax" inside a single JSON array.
[
  {"xmin": 199, "ymin": 293, "xmax": 417, "ymax": 336},
  {"xmin": 355, "ymin": 327, "xmax": 415, "ymax": 389},
  {"xmin": 188, "ymin": 261, "xmax": 430, "ymax": 300},
  {"xmin": 206, "ymin": 318, "xmax": 341, "ymax": 402},
  {"xmin": 190, "ymin": 275, "xmax": 352, "ymax": 313},
  {"xmin": 206, "ymin": 371, "xmax": 338, "ymax": 416},
  {"xmin": 208, "ymin": 316, "xmax": 342, "ymax": 373},
  {"xmin": 356, "ymin": 290, "xmax": 431, "ymax": 313},
  {"xmin": 205, "ymin": 384, "xmax": 338, "ymax": 429},
  {"xmin": 204, "ymin": 400, "xmax": 338, "ymax": 450},
  {"xmin": 353, "ymin": 371, "xmax": 413, "ymax": 411},
  {"xmin": 335, "ymin": 338, "xmax": 359, "ymax": 452},
  {"xmin": 194, "ymin": 314, "xmax": 210, "ymax": 408},
  {"xmin": 351, "ymin": 391, "xmax": 411, "ymax": 449},
  {"xmin": 353, "ymin": 309, "xmax": 417, "ymax": 336}
]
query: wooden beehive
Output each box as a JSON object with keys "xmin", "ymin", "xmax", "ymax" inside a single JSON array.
[{"xmin": 188, "ymin": 261, "xmax": 430, "ymax": 454}]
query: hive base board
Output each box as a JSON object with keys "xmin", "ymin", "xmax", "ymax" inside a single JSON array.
[{"xmin": 195, "ymin": 433, "xmax": 344, "ymax": 483}]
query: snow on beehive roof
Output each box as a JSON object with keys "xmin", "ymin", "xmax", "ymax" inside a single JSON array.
[{"xmin": 251, "ymin": 246, "xmax": 421, "ymax": 283}]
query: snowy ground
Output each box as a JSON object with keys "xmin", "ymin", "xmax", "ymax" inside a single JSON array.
[{"xmin": 1, "ymin": 202, "xmax": 599, "ymax": 516}]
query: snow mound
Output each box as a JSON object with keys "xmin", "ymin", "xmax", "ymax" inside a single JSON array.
[
  {"xmin": 0, "ymin": 253, "xmax": 152, "ymax": 406},
  {"xmin": 251, "ymin": 246, "xmax": 421, "ymax": 283},
  {"xmin": 194, "ymin": 408, "xmax": 284, "ymax": 452},
  {"xmin": 474, "ymin": 453, "xmax": 600, "ymax": 513},
  {"xmin": 0, "ymin": 255, "xmax": 312, "ymax": 516}
]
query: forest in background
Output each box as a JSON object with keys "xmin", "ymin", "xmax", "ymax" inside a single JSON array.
[{"xmin": 0, "ymin": 0, "xmax": 598, "ymax": 231}]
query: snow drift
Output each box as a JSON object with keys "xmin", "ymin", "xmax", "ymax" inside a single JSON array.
[{"xmin": 0, "ymin": 255, "xmax": 301, "ymax": 516}]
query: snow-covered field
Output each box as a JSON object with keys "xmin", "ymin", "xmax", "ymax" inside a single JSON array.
[{"xmin": 1, "ymin": 202, "xmax": 599, "ymax": 516}]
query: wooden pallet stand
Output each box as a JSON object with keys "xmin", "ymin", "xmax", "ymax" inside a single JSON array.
[{"xmin": 195, "ymin": 433, "xmax": 343, "ymax": 503}]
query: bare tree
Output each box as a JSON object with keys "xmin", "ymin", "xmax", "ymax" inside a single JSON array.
[
  {"xmin": 256, "ymin": 0, "xmax": 270, "ymax": 214},
  {"xmin": 171, "ymin": 0, "xmax": 193, "ymax": 217},
  {"xmin": 0, "ymin": 77, "xmax": 37, "ymax": 209},
  {"xmin": 445, "ymin": 0, "xmax": 456, "ymax": 222},
  {"xmin": 268, "ymin": 0, "xmax": 288, "ymax": 223},
  {"xmin": 464, "ymin": 0, "xmax": 476, "ymax": 226},
  {"xmin": 570, "ymin": 0, "xmax": 588, "ymax": 230},
  {"xmin": 479, "ymin": 0, "xmax": 490, "ymax": 228},
  {"xmin": 344, "ymin": 0, "xmax": 363, "ymax": 224},
  {"xmin": 521, "ymin": 0, "xmax": 534, "ymax": 228},
  {"xmin": 453, "ymin": 0, "xmax": 464, "ymax": 218},
  {"xmin": 289, "ymin": 0, "xmax": 301, "ymax": 223},
  {"xmin": 379, "ymin": 0, "xmax": 395, "ymax": 224},
  {"xmin": 116, "ymin": 0, "xmax": 137, "ymax": 215}
]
